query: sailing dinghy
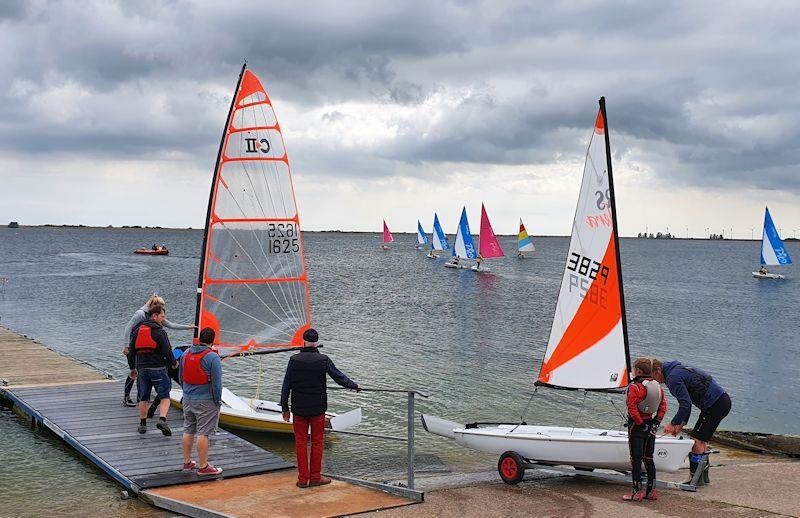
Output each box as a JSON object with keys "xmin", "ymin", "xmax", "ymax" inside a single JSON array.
[
  {"xmin": 472, "ymin": 203, "xmax": 504, "ymax": 272},
  {"xmin": 170, "ymin": 65, "xmax": 361, "ymax": 434},
  {"xmin": 752, "ymin": 207, "xmax": 791, "ymax": 279},
  {"xmin": 381, "ymin": 220, "xmax": 394, "ymax": 250},
  {"xmin": 423, "ymin": 99, "xmax": 693, "ymax": 478},
  {"xmin": 416, "ymin": 220, "xmax": 429, "ymax": 249},
  {"xmin": 444, "ymin": 207, "xmax": 477, "ymax": 269},
  {"xmin": 428, "ymin": 213, "xmax": 450, "ymax": 259},
  {"xmin": 517, "ymin": 219, "xmax": 535, "ymax": 258}
]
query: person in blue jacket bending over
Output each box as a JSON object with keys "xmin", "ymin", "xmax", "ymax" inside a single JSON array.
[{"xmin": 652, "ymin": 359, "xmax": 732, "ymax": 484}]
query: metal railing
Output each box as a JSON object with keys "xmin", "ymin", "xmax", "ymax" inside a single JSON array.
[{"xmin": 328, "ymin": 386, "xmax": 428, "ymax": 490}]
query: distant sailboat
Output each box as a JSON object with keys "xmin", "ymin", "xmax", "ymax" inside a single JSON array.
[
  {"xmin": 444, "ymin": 207, "xmax": 477, "ymax": 269},
  {"xmin": 472, "ymin": 203, "xmax": 504, "ymax": 272},
  {"xmin": 428, "ymin": 213, "xmax": 450, "ymax": 259},
  {"xmin": 517, "ymin": 219, "xmax": 535, "ymax": 258},
  {"xmin": 753, "ymin": 206, "xmax": 792, "ymax": 279},
  {"xmin": 381, "ymin": 220, "xmax": 394, "ymax": 250},
  {"xmin": 416, "ymin": 220, "xmax": 429, "ymax": 249}
]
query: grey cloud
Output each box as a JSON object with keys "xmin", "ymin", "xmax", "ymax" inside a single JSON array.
[{"xmin": 0, "ymin": 0, "xmax": 799, "ymax": 196}]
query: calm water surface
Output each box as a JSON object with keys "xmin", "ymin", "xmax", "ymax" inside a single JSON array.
[{"xmin": 0, "ymin": 228, "xmax": 797, "ymax": 516}]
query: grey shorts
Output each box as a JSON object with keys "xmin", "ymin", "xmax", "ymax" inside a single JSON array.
[{"xmin": 183, "ymin": 399, "xmax": 221, "ymax": 436}]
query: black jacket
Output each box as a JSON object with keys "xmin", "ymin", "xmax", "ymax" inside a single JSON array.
[
  {"xmin": 280, "ymin": 347, "xmax": 357, "ymax": 417},
  {"xmin": 126, "ymin": 319, "xmax": 173, "ymax": 370}
]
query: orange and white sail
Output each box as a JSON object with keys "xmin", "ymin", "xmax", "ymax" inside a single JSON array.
[
  {"xmin": 195, "ymin": 65, "xmax": 310, "ymax": 358},
  {"xmin": 536, "ymin": 99, "xmax": 630, "ymax": 390}
]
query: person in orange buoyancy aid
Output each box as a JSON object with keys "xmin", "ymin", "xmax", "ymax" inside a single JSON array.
[
  {"xmin": 624, "ymin": 357, "xmax": 667, "ymax": 502},
  {"xmin": 179, "ymin": 328, "xmax": 223, "ymax": 476},
  {"xmin": 126, "ymin": 304, "xmax": 177, "ymax": 436}
]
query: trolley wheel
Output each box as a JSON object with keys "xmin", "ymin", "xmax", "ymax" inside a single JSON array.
[{"xmin": 498, "ymin": 451, "xmax": 526, "ymax": 485}]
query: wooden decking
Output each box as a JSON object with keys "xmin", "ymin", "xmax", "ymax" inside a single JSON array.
[
  {"xmin": 0, "ymin": 326, "xmax": 109, "ymax": 386},
  {"xmin": 0, "ymin": 326, "xmax": 419, "ymax": 516},
  {"xmin": 5, "ymin": 381, "xmax": 290, "ymax": 491}
]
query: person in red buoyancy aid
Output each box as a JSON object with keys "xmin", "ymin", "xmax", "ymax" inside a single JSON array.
[
  {"xmin": 179, "ymin": 327, "xmax": 223, "ymax": 476},
  {"xmin": 127, "ymin": 304, "xmax": 177, "ymax": 436},
  {"xmin": 624, "ymin": 357, "xmax": 668, "ymax": 502}
]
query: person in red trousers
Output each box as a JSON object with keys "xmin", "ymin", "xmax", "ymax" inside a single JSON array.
[{"xmin": 281, "ymin": 328, "xmax": 360, "ymax": 488}]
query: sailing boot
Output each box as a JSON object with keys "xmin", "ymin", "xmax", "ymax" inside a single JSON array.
[
  {"xmin": 685, "ymin": 453, "xmax": 705, "ymax": 486},
  {"xmin": 644, "ymin": 488, "xmax": 658, "ymax": 501},
  {"xmin": 702, "ymin": 452, "xmax": 711, "ymax": 484},
  {"xmin": 623, "ymin": 488, "xmax": 645, "ymax": 501}
]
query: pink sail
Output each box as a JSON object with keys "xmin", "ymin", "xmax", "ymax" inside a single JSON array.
[
  {"xmin": 383, "ymin": 220, "xmax": 394, "ymax": 243},
  {"xmin": 478, "ymin": 204, "xmax": 504, "ymax": 258}
]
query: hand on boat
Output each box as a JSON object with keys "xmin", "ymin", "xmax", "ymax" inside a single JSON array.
[
  {"xmin": 282, "ymin": 411, "xmax": 291, "ymax": 423},
  {"xmin": 664, "ymin": 423, "xmax": 683, "ymax": 436}
]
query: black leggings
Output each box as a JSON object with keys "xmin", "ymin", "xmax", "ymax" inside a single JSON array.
[
  {"xmin": 628, "ymin": 420, "xmax": 656, "ymax": 491},
  {"xmin": 124, "ymin": 375, "xmax": 135, "ymax": 398}
]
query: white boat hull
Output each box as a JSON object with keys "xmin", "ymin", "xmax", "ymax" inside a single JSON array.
[
  {"xmin": 752, "ymin": 271, "xmax": 784, "ymax": 279},
  {"xmin": 470, "ymin": 265, "xmax": 491, "ymax": 273},
  {"xmin": 444, "ymin": 262, "xmax": 471, "ymax": 269},
  {"xmin": 422, "ymin": 415, "xmax": 693, "ymax": 472},
  {"xmin": 171, "ymin": 388, "xmax": 361, "ymax": 434}
]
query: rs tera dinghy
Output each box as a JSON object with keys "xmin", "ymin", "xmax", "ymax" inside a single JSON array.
[
  {"xmin": 423, "ymin": 99, "xmax": 693, "ymax": 478},
  {"xmin": 171, "ymin": 65, "xmax": 361, "ymax": 434},
  {"xmin": 752, "ymin": 207, "xmax": 791, "ymax": 280}
]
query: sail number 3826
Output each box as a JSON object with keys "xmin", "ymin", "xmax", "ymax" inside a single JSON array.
[
  {"xmin": 267, "ymin": 223, "xmax": 299, "ymax": 254},
  {"xmin": 566, "ymin": 252, "xmax": 610, "ymax": 308}
]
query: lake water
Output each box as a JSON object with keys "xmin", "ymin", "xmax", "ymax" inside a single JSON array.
[{"xmin": 1, "ymin": 227, "xmax": 798, "ymax": 516}]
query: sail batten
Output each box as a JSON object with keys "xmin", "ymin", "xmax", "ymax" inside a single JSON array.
[
  {"xmin": 536, "ymin": 99, "xmax": 630, "ymax": 390},
  {"xmin": 196, "ymin": 65, "xmax": 311, "ymax": 357}
]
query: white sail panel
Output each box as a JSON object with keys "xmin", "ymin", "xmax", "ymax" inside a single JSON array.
[{"xmin": 537, "ymin": 106, "xmax": 628, "ymax": 390}]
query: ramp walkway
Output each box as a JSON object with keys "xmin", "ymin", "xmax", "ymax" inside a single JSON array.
[{"xmin": 0, "ymin": 326, "xmax": 417, "ymax": 517}]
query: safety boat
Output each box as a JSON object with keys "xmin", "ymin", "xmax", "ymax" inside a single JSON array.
[
  {"xmin": 423, "ymin": 99, "xmax": 693, "ymax": 479},
  {"xmin": 752, "ymin": 207, "xmax": 791, "ymax": 279},
  {"xmin": 134, "ymin": 247, "xmax": 169, "ymax": 255},
  {"xmin": 170, "ymin": 64, "xmax": 361, "ymax": 434}
]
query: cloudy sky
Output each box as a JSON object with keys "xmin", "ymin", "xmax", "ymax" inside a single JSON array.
[{"xmin": 1, "ymin": 0, "xmax": 799, "ymax": 237}]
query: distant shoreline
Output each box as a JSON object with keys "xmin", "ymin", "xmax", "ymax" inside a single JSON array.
[{"xmin": 1, "ymin": 225, "xmax": 796, "ymax": 241}]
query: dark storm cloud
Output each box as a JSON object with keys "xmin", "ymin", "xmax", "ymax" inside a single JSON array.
[{"xmin": 0, "ymin": 0, "xmax": 799, "ymax": 193}]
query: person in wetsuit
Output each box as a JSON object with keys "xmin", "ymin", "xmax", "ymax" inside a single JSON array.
[{"xmin": 624, "ymin": 358, "xmax": 667, "ymax": 501}]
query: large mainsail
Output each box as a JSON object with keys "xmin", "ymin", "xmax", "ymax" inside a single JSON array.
[
  {"xmin": 453, "ymin": 207, "xmax": 478, "ymax": 259},
  {"xmin": 536, "ymin": 98, "xmax": 630, "ymax": 390},
  {"xmin": 760, "ymin": 207, "xmax": 792, "ymax": 266},
  {"xmin": 478, "ymin": 203, "xmax": 504, "ymax": 258},
  {"xmin": 431, "ymin": 213, "xmax": 450, "ymax": 251},
  {"xmin": 195, "ymin": 65, "xmax": 311, "ymax": 358}
]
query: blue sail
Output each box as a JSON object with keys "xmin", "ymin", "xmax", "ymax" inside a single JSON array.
[
  {"xmin": 417, "ymin": 220, "xmax": 429, "ymax": 245},
  {"xmin": 432, "ymin": 213, "xmax": 450, "ymax": 250},
  {"xmin": 761, "ymin": 207, "xmax": 792, "ymax": 266},
  {"xmin": 453, "ymin": 207, "xmax": 478, "ymax": 259}
]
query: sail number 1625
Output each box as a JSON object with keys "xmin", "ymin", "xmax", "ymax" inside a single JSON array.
[
  {"xmin": 267, "ymin": 223, "xmax": 299, "ymax": 254},
  {"xmin": 566, "ymin": 252, "xmax": 610, "ymax": 308}
]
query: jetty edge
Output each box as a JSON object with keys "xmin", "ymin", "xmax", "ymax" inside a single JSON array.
[{"xmin": 0, "ymin": 326, "xmax": 418, "ymax": 517}]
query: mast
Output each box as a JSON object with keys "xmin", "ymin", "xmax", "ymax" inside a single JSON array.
[
  {"xmin": 599, "ymin": 96, "xmax": 631, "ymax": 378},
  {"xmin": 193, "ymin": 62, "xmax": 248, "ymax": 337}
]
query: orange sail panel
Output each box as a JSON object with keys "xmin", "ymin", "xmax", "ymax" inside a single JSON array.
[
  {"xmin": 197, "ymin": 67, "xmax": 310, "ymax": 357},
  {"xmin": 537, "ymin": 106, "xmax": 629, "ymax": 389}
]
